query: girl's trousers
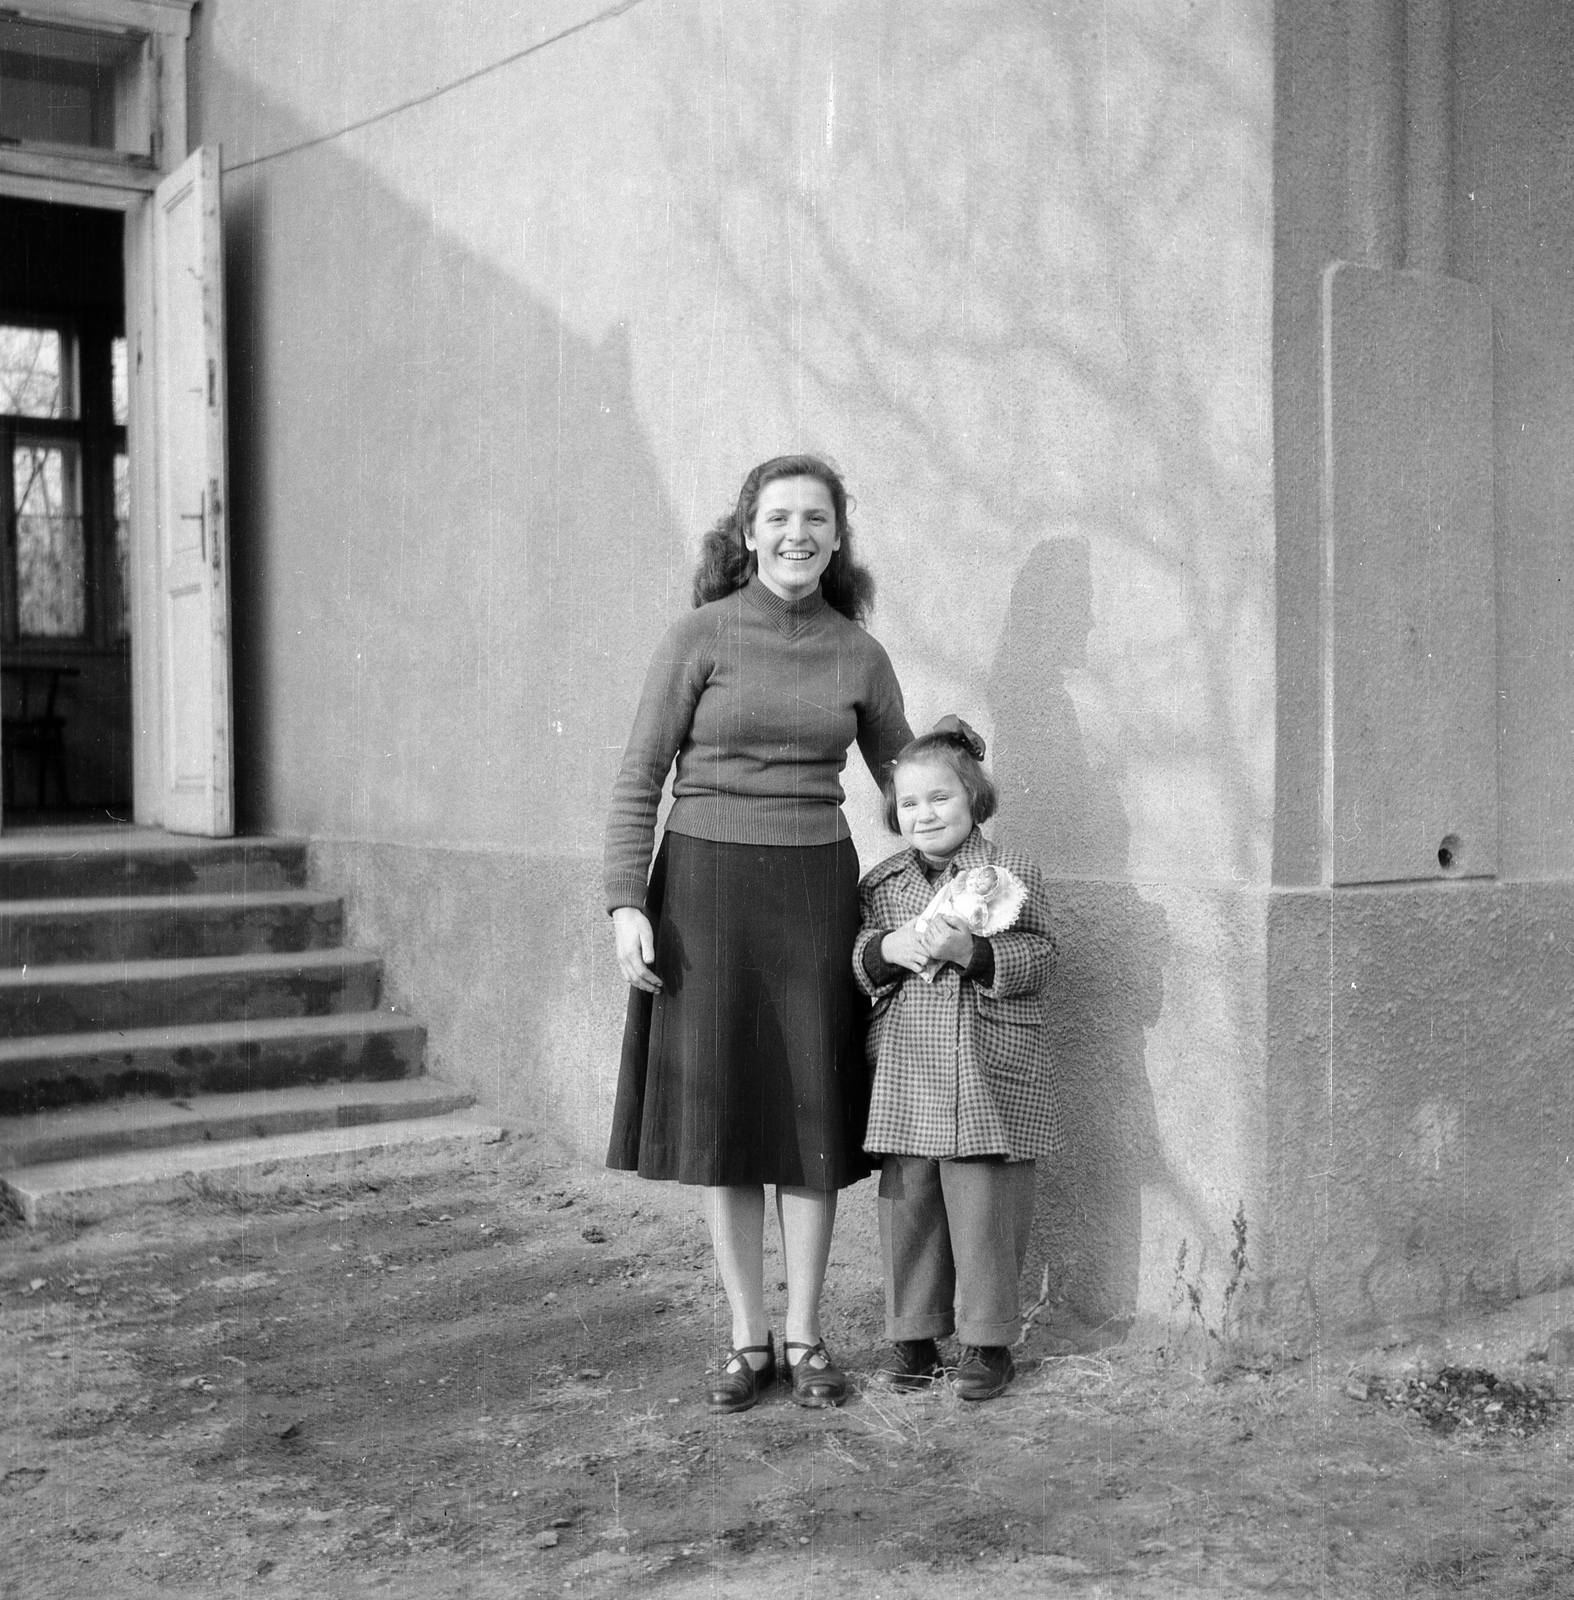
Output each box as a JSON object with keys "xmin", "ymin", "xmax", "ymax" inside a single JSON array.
[{"xmin": 877, "ymin": 1155, "xmax": 1036, "ymax": 1348}]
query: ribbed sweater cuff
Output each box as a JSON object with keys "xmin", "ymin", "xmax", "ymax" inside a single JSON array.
[
  {"xmin": 862, "ymin": 935, "xmax": 907, "ymax": 988},
  {"xmin": 604, "ymin": 871, "xmax": 649, "ymax": 915},
  {"xmin": 963, "ymin": 936, "xmax": 995, "ymax": 985}
]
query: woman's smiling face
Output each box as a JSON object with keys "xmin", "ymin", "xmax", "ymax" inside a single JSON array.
[
  {"xmin": 893, "ymin": 757, "xmax": 974, "ymax": 862},
  {"xmin": 746, "ymin": 476, "xmax": 839, "ymax": 600}
]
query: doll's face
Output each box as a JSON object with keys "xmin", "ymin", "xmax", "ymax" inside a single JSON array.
[{"xmin": 893, "ymin": 757, "xmax": 974, "ymax": 863}]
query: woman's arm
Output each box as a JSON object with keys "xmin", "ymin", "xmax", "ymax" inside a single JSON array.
[
  {"xmin": 853, "ymin": 637, "xmax": 914, "ymax": 787},
  {"xmin": 602, "ymin": 616, "xmax": 713, "ymax": 916}
]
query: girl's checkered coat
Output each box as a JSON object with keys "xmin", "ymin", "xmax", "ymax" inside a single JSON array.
[{"xmin": 853, "ymin": 830, "xmax": 1063, "ymax": 1160}]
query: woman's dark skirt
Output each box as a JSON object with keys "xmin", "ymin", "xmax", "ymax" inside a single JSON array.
[{"xmin": 607, "ymin": 832, "xmax": 872, "ymax": 1191}]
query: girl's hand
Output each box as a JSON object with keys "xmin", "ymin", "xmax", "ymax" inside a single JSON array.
[
  {"xmin": 880, "ymin": 921, "xmax": 929, "ymax": 973},
  {"xmin": 920, "ymin": 912, "xmax": 975, "ymax": 968},
  {"xmin": 612, "ymin": 907, "xmax": 663, "ymax": 993}
]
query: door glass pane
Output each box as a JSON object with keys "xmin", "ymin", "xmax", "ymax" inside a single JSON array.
[
  {"xmin": 111, "ymin": 336, "xmax": 128, "ymax": 425},
  {"xmin": 13, "ymin": 443, "xmax": 85, "ymax": 637},
  {"xmin": 0, "ymin": 326, "xmax": 64, "ymax": 418},
  {"xmin": 0, "ymin": 19, "xmax": 149, "ymax": 154},
  {"xmin": 113, "ymin": 451, "xmax": 130, "ymax": 637}
]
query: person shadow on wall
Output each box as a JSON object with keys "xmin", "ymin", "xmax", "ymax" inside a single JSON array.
[{"xmin": 988, "ymin": 537, "xmax": 1171, "ymax": 1347}]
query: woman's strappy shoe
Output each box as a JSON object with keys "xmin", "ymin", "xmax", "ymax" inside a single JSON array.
[
  {"xmin": 705, "ymin": 1333, "xmax": 776, "ymax": 1414},
  {"xmin": 784, "ymin": 1339, "xmax": 849, "ymax": 1408}
]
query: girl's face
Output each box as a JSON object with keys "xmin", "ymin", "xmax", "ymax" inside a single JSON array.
[
  {"xmin": 893, "ymin": 757, "xmax": 974, "ymax": 862},
  {"xmin": 746, "ymin": 476, "xmax": 839, "ymax": 601}
]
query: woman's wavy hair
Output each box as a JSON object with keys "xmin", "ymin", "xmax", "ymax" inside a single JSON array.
[
  {"xmin": 881, "ymin": 728, "xmax": 999, "ymax": 835},
  {"xmin": 691, "ymin": 454, "xmax": 876, "ymax": 624}
]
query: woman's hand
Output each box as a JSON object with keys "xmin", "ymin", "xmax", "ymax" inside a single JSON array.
[
  {"xmin": 880, "ymin": 920, "xmax": 930, "ymax": 973},
  {"xmin": 920, "ymin": 912, "xmax": 975, "ymax": 969},
  {"xmin": 612, "ymin": 907, "xmax": 663, "ymax": 993}
]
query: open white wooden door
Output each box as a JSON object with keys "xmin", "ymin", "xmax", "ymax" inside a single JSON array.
[{"xmin": 151, "ymin": 145, "xmax": 232, "ymax": 836}]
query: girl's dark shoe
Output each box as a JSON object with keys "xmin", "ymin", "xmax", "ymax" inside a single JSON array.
[
  {"xmin": 784, "ymin": 1339, "xmax": 849, "ymax": 1408},
  {"xmin": 877, "ymin": 1338, "xmax": 943, "ymax": 1388},
  {"xmin": 706, "ymin": 1333, "xmax": 776, "ymax": 1413},
  {"xmin": 953, "ymin": 1344, "xmax": 1015, "ymax": 1401}
]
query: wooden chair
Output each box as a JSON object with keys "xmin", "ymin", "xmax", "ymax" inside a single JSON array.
[{"xmin": 2, "ymin": 664, "xmax": 78, "ymax": 811}]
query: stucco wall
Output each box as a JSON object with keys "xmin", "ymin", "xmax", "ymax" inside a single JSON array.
[
  {"xmin": 1269, "ymin": 883, "xmax": 1574, "ymax": 1336},
  {"xmin": 1269, "ymin": 0, "xmax": 1345, "ymax": 888},
  {"xmin": 1453, "ymin": 1, "xmax": 1574, "ymax": 882},
  {"xmin": 191, "ymin": 0, "xmax": 1275, "ymax": 1333},
  {"xmin": 1276, "ymin": 0, "xmax": 1574, "ymax": 884},
  {"xmin": 1268, "ymin": 0, "xmax": 1574, "ymax": 1338}
]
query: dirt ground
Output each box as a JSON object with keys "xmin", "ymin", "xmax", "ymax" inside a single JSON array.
[{"xmin": 3, "ymin": 1134, "xmax": 1572, "ymax": 1600}]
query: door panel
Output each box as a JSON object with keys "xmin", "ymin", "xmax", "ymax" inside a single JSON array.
[
  {"xmin": 151, "ymin": 146, "xmax": 231, "ymax": 836},
  {"xmin": 168, "ymin": 583, "xmax": 209, "ymax": 780}
]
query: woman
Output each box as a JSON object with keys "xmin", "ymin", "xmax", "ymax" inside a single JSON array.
[{"xmin": 604, "ymin": 454, "xmax": 912, "ymax": 1412}]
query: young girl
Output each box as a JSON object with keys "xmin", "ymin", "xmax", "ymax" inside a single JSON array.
[{"xmin": 852, "ymin": 716, "xmax": 1060, "ymax": 1400}]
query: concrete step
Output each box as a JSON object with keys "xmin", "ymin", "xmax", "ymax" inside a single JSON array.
[
  {"xmin": 0, "ymin": 947, "xmax": 382, "ymax": 1037},
  {"xmin": 0, "ymin": 1010, "xmax": 426, "ymax": 1116},
  {"xmin": 0, "ymin": 831, "xmax": 307, "ymax": 900},
  {"xmin": 0, "ymin": 1076, "xmax": 476, "ymax": 1168},
  {"xmin": 0, "ymin": 890, "xmax": 344, "ymax": 966},
  {"xmin": 1, "ymin": 1106, "xmax": 506, "ymax": 1224}
]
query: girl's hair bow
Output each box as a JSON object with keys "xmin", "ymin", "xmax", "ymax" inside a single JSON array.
[{"xmin": 930, "ymin": 714, "xmax": 986, "ymax": 761}]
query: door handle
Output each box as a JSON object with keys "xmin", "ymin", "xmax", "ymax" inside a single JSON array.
[{"xmin": 178, "ymin": 491, "xmax": 206, "ymax": 560}]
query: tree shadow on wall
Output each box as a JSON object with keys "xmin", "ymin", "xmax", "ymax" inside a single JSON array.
[
  {"xmin": 651, "ymin": 1, "xmax": 1272, "ymax": 886},
  {"xmin": 649, "ymin": 2, "xmax": 1267, "ymax": 1334},
  {"xmin": 990, "ymin": 539, "xmax": 1170, "ymax": 1343}
]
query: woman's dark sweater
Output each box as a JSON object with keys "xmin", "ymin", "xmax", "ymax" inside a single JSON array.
[{"xmin": 603, "ymin": 577, "xmax": 912, "ymax": 913}]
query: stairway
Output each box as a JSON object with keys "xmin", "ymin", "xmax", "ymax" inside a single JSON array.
[{"xmin": 0, "ymin": 830, "xmax": 500, "ymax": 1223}]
